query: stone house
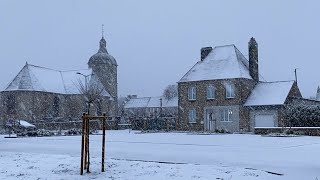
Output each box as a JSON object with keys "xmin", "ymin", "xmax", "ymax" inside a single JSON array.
[
  {"xmin": 0, "ymin": 36, "xmax": 118, "ymax": 126},
  {"xmin": 124, "ymin": 95, "xmax": 178, "ymax": 118},
  {"xmin": 178, "ymin": 38, "xmax": 303, "ymax": 132}
]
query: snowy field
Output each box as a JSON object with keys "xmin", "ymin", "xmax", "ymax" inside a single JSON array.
[{"xmin": 1, "ymin": 130, "xmax": 320, "ymax": 180}]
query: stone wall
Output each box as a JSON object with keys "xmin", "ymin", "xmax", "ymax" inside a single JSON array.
[
  {"xmin": 33, "ymin": 120, "xmax": 118, "ymax": 131},
  {"xmin": 0, "ymin": 90, "xmax": 112, "ymax": 126}
]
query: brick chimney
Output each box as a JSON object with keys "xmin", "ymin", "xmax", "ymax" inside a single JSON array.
[
  {"xmin": 201, "ymin": 47, "xmax": 213, "ymax": 61},
  {"xmin": 248, "ymin": 37, "xmax": 259, "ymax": 82}
]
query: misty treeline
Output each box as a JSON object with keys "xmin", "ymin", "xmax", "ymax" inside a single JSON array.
[
  {"xmin": 285, "ymin": 105, "xmax": 320, "ymax": 127},
  {"xmin": 162, "ymin": 84, "xmax": 178, "ymax": 100}
]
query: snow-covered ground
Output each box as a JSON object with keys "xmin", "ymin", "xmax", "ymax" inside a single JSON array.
[{"xmin": 1, "ymin": 130, "xmax": 320, "ymax": 179}]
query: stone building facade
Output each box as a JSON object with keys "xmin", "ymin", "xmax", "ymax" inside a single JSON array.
[
  {"xmin": 178, "ymin": 78, "xmax": 256, "ymax": 132},
  {"xmin": 178, "ymin": 38, "xmax": 303, "ymax": 132},
  {"xmin": 0, "ymin": 36, "xmax": 118, "ymax": 126}
]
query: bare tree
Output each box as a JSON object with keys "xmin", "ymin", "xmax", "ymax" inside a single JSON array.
[
  {"xmin": 163, "ymin": 84, "xmax": 178, "ymax": 100},
  {"xmin": 77, "ymin": 79, "xmax": 104, "ymax": 115},
  {"xmin": 118, "ymin": 96, "xmax": 128, "ymax": 116}
]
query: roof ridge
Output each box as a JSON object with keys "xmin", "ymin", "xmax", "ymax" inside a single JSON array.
[
  {"xmin": 28, "ymin": 63, "xmax": 90, "ymax": 73},
  {"xmin": 27, "ymin": 64, "xmax": 59, "ymax": 71},
  {"xmin": 260, "ymin": 80, "xmax": 295, "ymax": 83},
  {"xmin": 213, "ymin": 44, "xmax": 235, "ymax": 48},
  {"xmin": 233, "ymin": 46, "xmax": 248, "ymax": 79},
  {"xmin": 178, "ymin": 61, "xmax": 201, "ymax": 82},
  {"xmin": 4, "ymin": 63, "xmax": 32, "ymax": 91}
]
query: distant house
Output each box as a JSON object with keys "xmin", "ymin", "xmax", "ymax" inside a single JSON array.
[
  {"xmin": 124, "ymin": 95, "xmax": 178, "ymax": 117},
  {"xmin": 178, "ymin": 38, "xmax": 306, "ymax": 132}
]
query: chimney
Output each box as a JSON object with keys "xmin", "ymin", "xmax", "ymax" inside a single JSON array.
[
  {"xmin": 127, "ymin": 95, "xmax": 137, "ymax": 99},
  {"xmin": 316, "ymin": 86, "xmax": 320, "ymax": 101},
  {"xmin": 248, "ymin": 37, "xmax": 259, "ymax": 82},
  {"xmin": 201, "ymin": 47, "xmax": 213, "ymax": 61}
]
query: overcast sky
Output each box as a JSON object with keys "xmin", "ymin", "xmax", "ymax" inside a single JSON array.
[{"xmin": 0, "ymin": 0, "xmax": 319, "ymax": 98}]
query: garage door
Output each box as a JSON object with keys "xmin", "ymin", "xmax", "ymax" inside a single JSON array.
[{"xmin": 255, "ymin": 114, "xmax": 275, "ymax": 127}]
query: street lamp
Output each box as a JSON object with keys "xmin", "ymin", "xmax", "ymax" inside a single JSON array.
[
  {"xmin": 160, "ymin": 98, "xmax": 163, "ymax": 117},
  {"xmin": 76, "ymin": 72, "xmax": 94, "ymax": 91}
]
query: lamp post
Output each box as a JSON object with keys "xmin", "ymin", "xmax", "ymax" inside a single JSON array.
[
  {"xmin": 159, "ymin": 98, "xmax": 163, "ymax": 117},
  {"xmin": 76, "ymin": 72, "xmax": 94, "ymax": 114}
]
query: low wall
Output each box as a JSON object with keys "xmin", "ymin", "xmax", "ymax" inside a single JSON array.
[
  {"xmin": 33, "ymin": 120, "xmax": 118, "ymax": 131},
  {"xmin": 254, "ymin": 127, "xmax": 320, "ymax": 136},
  {"xmin": 130, "ymin": 118, "xmax": 176, "ymax": 131}
]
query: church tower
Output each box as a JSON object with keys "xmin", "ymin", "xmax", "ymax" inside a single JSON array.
[{"xmin": 88, "ymin": 35, "xmax": 118, "ymax": 115}]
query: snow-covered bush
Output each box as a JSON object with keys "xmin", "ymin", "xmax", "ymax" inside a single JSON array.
[
  {"xmin": 66, "ymin": 128, "xmax": 81, "ymax": 135},
  {"xmin": 36, "ymin": 129, "xmax": 53, "ymax": 137},
  {"xmin": 285, "ymin": 105, "xmax": 320, "ymax": 127}
]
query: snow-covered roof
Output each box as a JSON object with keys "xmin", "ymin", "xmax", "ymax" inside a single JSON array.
[
  {"xmin": 164, "ymin": 97, "xmax": 178, "ymax": 107},
  {"xmin": 244, "ymin": 81, "xmax": 295, "ymax": 106},
  {"xmin": 179, "ymin": 45, "xmax": 252, "ymax": 82},
  {"xmin": 147, "ymin": 97, "xmax": 162, "ymax": 108},
  {"xmin": 124, "ymin": 97, "xmax": 150, "ymax": 108},
  {"xmin": 18, "ymin": 120, "xmax": 35, "ymax": 128},
  {"xmin": 3, "ymin": 63, "xmax": 112, "ymax": 97},
  {"xmin": 124, "ymin": 96, "xmax": 178, "ymax": 109}
]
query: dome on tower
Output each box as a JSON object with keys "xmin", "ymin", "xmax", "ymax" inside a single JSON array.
[{"xmin": 88, "ymin": 37, "xmax": 117, "ymax": 67}]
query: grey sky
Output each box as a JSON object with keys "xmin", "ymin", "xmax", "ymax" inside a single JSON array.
[{"xmin": 0, "ymin": 0, "xmax": 319, "ymax": 98}]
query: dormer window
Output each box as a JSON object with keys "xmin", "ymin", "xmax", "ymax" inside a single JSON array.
[
  {"xmin": 188, "ymin": 86, "xmax": 196, "ymax": 100},
  {"xmin": 225, "ymin": 82, "xmax": 235, "ymax": 98},
  {"xmin": 207, "ymin": 85, "xmax": 215, "ymax": 99}
]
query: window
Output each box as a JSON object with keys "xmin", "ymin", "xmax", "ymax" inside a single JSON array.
[
  {"xmin": 53, "ymin": 96, "xmax": 60, "ymax": 117},
  {"xmin": 206, "ymin": 85, "xmax": 215, "ymax": 99},
  {"xmin": 188, "ymin": 87, "xmax": 196, "ymax": 100},
  {"xmin": 225, "ymin": 82, "xmax": 235, "ymax": 98},
  {"xmin": 221, "ymin": 108, "xmax": 233, "ymax": 122},
  {"xmin": 188, "ymin": 109, "xmax": 196, "ymax": 123}
]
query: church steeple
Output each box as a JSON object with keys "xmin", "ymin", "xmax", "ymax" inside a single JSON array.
[
  {"xmin": 98, "ymin": 24, "xmax": 108, "ymax": 53},
  {"xmin": 98, "ymin": 37, "xmax": 107, "ymax": 53}
]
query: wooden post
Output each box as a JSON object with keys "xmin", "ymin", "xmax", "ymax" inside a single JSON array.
[
  {"xmin": 80, "ymin": 112, "xmax": 108, "ymax": 175},
  {"xmin": 86, "ymin": 118, "xmax": 90, "ymax": 173},
  {"xmin": 80, "ymin": 113, "xmax": 85, "ymax": 175},
  {"xmin": 143, "ymin": 119, "xmax": 147, "ymax": 130},
  {"xmin": 101, "ymin": 113, "xmax": 106, "ymax": 172},
  {"xmin": 84, "ymin": 118, "xmax": 88, "ymax": 170}
]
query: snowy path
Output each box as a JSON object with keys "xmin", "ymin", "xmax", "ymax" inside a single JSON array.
[{"xmin": 1, "ymin": 130, "xmax": 320, "ymax": 179}]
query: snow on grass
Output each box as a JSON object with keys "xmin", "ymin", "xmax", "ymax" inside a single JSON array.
[
  {"xmin": 1, "ymin": 130, "xmax": 320, "ymax": 179},
  {"xmin": 0, "ymin": 152, "xmax": 275, "ymax": 180}
]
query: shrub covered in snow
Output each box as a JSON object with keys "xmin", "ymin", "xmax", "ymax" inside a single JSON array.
[
  {"xmin": 36, "ymin": 129, "xmax": 53, "ymax": 137},
  {"xmin": 285, "ymin": 105, "xmax": 320, "ymax": 127},
  {"xmin": 66, "ymin": 128, "xmax": 81, "ymax": 135}
]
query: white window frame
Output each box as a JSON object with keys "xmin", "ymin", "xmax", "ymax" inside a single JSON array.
[
  {"xmin": 188, "ymin": 86, "xmax": 196, "ymax": 101},
  {"xmin": 221, "ymin": 108, "xmax": 233, "ymax": 122},
  {"xmin": 206, "ymin": 85, "xmax": 215, "ymax": 100},
  {"xmin": 225, "ymin": 82, "xmax": 235, "ymax": 99},
  {"xmin": 188, "ymin": 109, "xmax": 197, "ymax": 123}
]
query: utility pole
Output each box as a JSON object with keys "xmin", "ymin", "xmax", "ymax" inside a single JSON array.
[{"xmin": 160, "ymin": 98, "xmax": 163, "ymax": 117}]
